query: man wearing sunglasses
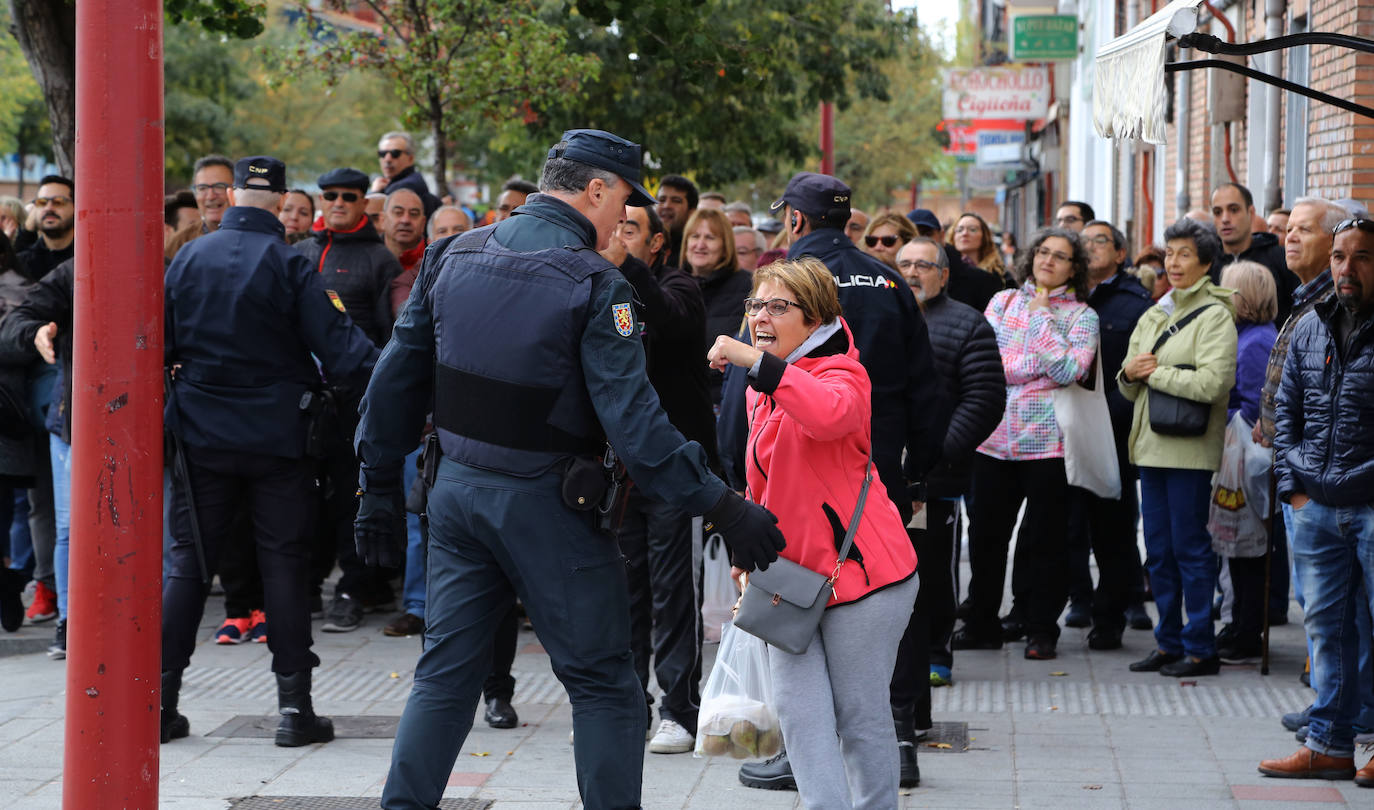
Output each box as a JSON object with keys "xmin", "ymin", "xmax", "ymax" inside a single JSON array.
[
  {"xmin": 1263, "ymin": 216, "xmax": 1374, "ymax": 786},
  {"xmin": 296, "ymin": 167, "xmax": 404, "ymax": 634},
  {"xmin": 371, "ymin": 131, "xmax": 441, "ymax": 217},
  {"xmin": 17, "ymin": 175, "xmax": 75, "ymax": 280},
  {"xmin": 357, "ymin": 128, "xmax": 783, "ymax": 810}
]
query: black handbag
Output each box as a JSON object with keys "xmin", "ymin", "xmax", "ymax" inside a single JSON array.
[
  {"xmin": 1146, "ymin": 305, "xmax": 1217, "ymax": 437},
  {"xmin": 732, "ymin": 457, "xmax": 873, "ymax": 655}
]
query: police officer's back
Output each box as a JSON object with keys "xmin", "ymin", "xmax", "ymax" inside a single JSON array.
[
  {"xmin": 160, "ymin": 156, "xmax": 377, "ymax": 749},
  {"xmin": 354, "ymin": 130, "xmax": 784, "ymax": 810}
]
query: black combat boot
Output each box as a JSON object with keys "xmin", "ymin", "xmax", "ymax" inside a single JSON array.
[
  {"xmin": 275, "ymin": 670, "xmax": 335, "ymax": 747},
  {"xmin": 893, "ymin": 703, "xmax": 922, "ymax": 787},
  {"xmin": 738, "ymin": 747, "xmax": 796, "ymax": 790},
  {"xmin": 160, "ymin": 670, "xmax": 190, "ymax": 743}
]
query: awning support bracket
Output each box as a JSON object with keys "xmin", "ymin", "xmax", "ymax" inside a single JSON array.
[
  {"xmin": 1179, "ymin": 31, "xmax": 1374, "ymax": 58},
  {"xmin": 1164, "ymin": 59, "xmax": 1374, "ymax": 121}
]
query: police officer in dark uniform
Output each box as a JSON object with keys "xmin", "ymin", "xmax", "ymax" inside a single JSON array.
[
  {"xmin": 354, "ymin": 129, "xmax": 785, "ymax": 810},
  {"xmin": 160, "ymin": 156, "xmax": 378, "ymax": 747}
]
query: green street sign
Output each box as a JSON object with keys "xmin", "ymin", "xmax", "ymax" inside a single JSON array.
[{"xmin": 1010, "ymin": 15, "xmax": 1078, "ymax": 61}]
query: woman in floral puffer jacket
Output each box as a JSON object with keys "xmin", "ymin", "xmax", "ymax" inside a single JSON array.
[{"xmin": 954, "ymin": 228, "xmax": 1099, "ymax": 661}]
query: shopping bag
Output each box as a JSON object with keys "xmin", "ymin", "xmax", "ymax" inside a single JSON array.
[
  {"xmin": 1052, "ymin": 343, "xmax": 1122, "ymax": 500},
  {"xmin": 1208, "ymin": 412, "xmax": 1268, "ymax": 557},
  {"xmin": 695, "ymin": 622, "xmax": 782, "ymax": 760},
  {"xmin": 701, "ymin": 531, "xmax": 735, "ymax": 643}
]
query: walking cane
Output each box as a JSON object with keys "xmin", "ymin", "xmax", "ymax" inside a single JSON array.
[{"xmin": 1261, "ymin": 455, "xmax": 1278, "ymax": 676}]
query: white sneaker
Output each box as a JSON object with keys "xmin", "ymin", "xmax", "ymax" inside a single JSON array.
[{"xmin": 648, "ymin": 718, "xmax": 695, "ymax": 754}]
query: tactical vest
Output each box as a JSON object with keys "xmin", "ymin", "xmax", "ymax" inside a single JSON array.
[{"xmin": 430, "ymin": 228, "xmax": 611, "ymax": 476}]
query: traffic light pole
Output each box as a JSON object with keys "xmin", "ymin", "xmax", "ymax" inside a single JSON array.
[{"xmin": 65, "ymin": 2, "xmax": 165, "ymax": 807}]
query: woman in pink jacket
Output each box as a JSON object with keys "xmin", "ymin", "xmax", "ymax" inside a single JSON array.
[{"xmin": 708, "ymin": 257, "xmax": 918, "ymax": 810}]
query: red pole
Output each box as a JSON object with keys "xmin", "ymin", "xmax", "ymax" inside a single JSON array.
[
  {"xmin": 819, "ymin": 102, "xmax": 835, "ymax": 176},
  {"xmin": 66, "ymin": 2, "xmax": 165, "ymax": 808}
]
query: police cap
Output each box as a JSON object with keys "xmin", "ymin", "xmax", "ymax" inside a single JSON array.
[
  {"xmin": 548, "ymin": 129, "xmax": 655, "ymax": 207},
  {"xmin": 234, "ymin": 156, "xmax": 287, "ymax": 193},
  {"xmin": 770, "ymin": 172, "xmax": 852, "ymax": 229},
  {"xmin": 317, "ymin": 167, "xmax": 370, "ymax": 192}
]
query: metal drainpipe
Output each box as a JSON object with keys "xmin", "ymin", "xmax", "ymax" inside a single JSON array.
[
  {"xmin": 1264, "ymin": 0, "xmax": 1286, "ymax": 212},
  {"xmin": 1176, "ymin": 62, "xmax": 1192, "ymax": 218},
  {"xmin": 1123, "ymin": 0, "xmax": 1139, "ymax": 236}
]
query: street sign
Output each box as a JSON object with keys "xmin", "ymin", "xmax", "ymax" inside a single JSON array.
[
  {"xmin": 1010, "ymin": 15, "xmax": 1079, "ymax": 61},
  {"xmin": 942, "ymin": 67, "xmax": 1050, "ymax": 120},
  {"xmin": 975, "ymin": 130, "xmax": 1026, "ymax": 167}
]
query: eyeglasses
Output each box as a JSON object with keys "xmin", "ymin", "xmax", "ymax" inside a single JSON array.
[
  {"xmin": 322, "ymin": 191, "xmax": 361, "ymax": 203},
  {"xmin": 1084, "ymin": 235, "xmax": 1114, "ymax": 246},
  {"xmin": 897, "ymin": 259, "xmax": 940, "ymax": 272},
  {"xmin": 744, "ymin": 297, "xmax": 803, "ymax": 317},
  {"xmin": 1334, "ymin": 218, "xmax": 1374, "ymax": 236},
  {"xmin": 865, "ymin": 234, "xmax": 900, "ymax": 248},
  {"xmin": 1035, "ymin": 246, "xmax": 1072, "ymax": 264},
  {"xmin": 1055, "ymin": 215, "xmax": 1083, "ymax": 226},
  {"xmin": 952, "ymin": 225, "xmax": 982, "ymax": 235},
  {"xmin": 191, "ymin": 183, "xmax": 228, "ymax": 195},
  {"xmin": 377, "ymin": 149, "xmax": 407, "ymax": 159},
  {"xmin": 33, "ymin": 195, "xmax": 73, "ymax": 207}
]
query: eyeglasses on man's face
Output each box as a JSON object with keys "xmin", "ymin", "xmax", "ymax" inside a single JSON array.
[
  {"xmin": 377, "ymin": 149, "xmax": 407, "ymax": 159},
  {"xmin": 322, "ymin": 191, "xmax": 360, "ymax": 203},
  {"xmin": 192, "ymin": 183, "xmax": 229, "ymax": 195},
  {"xmin": 865, "ymin": 234, "xmax": 899, "ymax": 248},
  {"xmin": 1084, "ymin": 234, "xmax": 1114, "ymax": 246},
  {"xmin": 33, "ymin": 195, "xmax": 73, "ymax": 208},
  {"xmin": 744, "ymin": 297, "xmax": 803, "ymax": 317},
  {"xmin": 1055, "ymin": 215, "xmax": 1083, "ymax": 226},
  {"xmin": 897, "ymin": 259, "xmax": 940, "ymax": 272}
]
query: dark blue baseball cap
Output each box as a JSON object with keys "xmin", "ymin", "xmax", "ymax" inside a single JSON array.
[
  {"xmin": 907, "ymin": 208, "xmax": 941, "ymax": 231},
  {"xmin": 770, "ymin": 172, "xmax": 852, "ymax": 228},
  {"xmin": 317, "ymin": 167, "xmax": 370, "ymax": 192},
  {"xmin": 548, "ymin": 129, "xmax": 655, "ymax": 207},
  {"xmin": 234, "ymin": 156, "xmax": 287, "ymax": 193}
]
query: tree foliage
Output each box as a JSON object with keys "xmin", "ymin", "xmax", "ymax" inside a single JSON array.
[
  {"xmin": 285, "ymin": 0, "xmax": 600, "ymax": 191},
  {"xmin": 522, "ymin": 0, "xmax": 912, "ymax": 187}
]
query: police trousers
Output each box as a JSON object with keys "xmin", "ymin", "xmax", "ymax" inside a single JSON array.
[
  {"xmin": 382, "ymin": 458, "xmax": 644, "ymax": 810},
  {"xmin": 162, "ymin": 447, "xmax": 319, "ymax": 675}
]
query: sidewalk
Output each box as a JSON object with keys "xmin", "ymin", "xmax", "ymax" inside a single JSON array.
[{"xmin": 0, "ymin": 588, "xmax": 1368, "ymax": 809}]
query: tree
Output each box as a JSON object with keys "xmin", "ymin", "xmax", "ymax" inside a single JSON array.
[
  {"xmin": 287, "ymin": 0, "xmax": 599, "ymax": 192},
  {"xmin": 6, "ymin": 0, "xmax": 266, "ymax": 177},
  {"xmin": 0, "ymin": 5, "xmax": 49, "ymax": 197},
  {"xmin": 524, "ymin": 0, "xmax": 912, "ymax": 188}
]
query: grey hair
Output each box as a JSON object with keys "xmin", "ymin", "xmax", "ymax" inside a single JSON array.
[
  {"xmin": 724, "ymin": 201, "xmax": 752, "ymax": 216},
  {"xmin": 1164, "ymin": 217, "xmax": 1223, "ymax": 266},
  {"xmin": 232, "ymin": 188, "xmax": 283, "ymax": 211},
  {"xmin": 426, "ymin": 205, "xmax": 472, "ymax": 240},
  {"xmin": 378, "ymin": 131, "xmax": 416, "ymax": 153},
  {"xmin": 539, "ymin": 146, "xmax": 621, "ymax": 195},
  {"xmin": 733, "ymin": 225, "xmax": 764, "ymax": 245},
  {"xmin": 1084, "ymin": 219, "xmax": 1127, "ymax": 251},
  {"xmin": 385, "ymin": 186, "xmax": 424, "ymax": 208},
  {"xmin": 905, "ymin": 236, "xmax": 948, "ymax": 269},
  {"xmin": 1292, "ymin": 196, "xmax": 1350, "ymax": 234},
  {"xmin": 0, "ymin": 196, "xmax": 24, "ymax": 225}
]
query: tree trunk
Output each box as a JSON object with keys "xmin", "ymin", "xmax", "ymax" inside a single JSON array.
[
  {"xmin": 8, "ymin": 0, "xmax": 76, "ymax": 177},
  {"xmin": 430, "ymin": 94, "xmax": 446, "ymax": 200}
]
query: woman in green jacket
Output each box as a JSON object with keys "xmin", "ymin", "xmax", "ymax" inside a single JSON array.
[{"xmin": 1118, "ymin": 218, "xmax": 1238, "ymax": 678}]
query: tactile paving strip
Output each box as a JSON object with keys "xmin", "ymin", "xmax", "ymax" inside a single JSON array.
[
  {"xmin": 207, "ymin": 715, "xmax": 400, "ymax": 739},
  {"xmin": 931, "ymin": 679, "xmax": 1314, "ymax": 717},
  {"xmin": 228, "ymin": 798, "xmax": 490, "ymax": 809},
  {"xmin": 920, "ymin": 721, "xmax": 969, "ymax": 753},
  {"xmin": 182, "ymin": 668, "xmax": 566, "ymax": 705}
]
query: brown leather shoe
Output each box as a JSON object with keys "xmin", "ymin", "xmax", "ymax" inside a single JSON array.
[
  {"xmin": 1258, "ymin": 747, "xmax": 1355, "ymax": 780},
  {"xmin": 1356, "ymin": 756, "xmax": 1374, "ymax": 787}
]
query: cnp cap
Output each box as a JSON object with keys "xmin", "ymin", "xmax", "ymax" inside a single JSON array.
[
  {"xmin": 906, "ymin": 208, "xmax": 941, "ymax": 231},
  {"xmin": 234, "ymin": 156, "xmax": 287, "ymax": 193},
  {"xmin": 548, "ymin": 129, "xmax": 655, "ymax": 207},
  {"xmin": 317, "ymin": 167, "xmax": 370, "ymax": 192},
  {"xmin": 770, "ymin": 172, "xmax": 851, "ymax": 228}
]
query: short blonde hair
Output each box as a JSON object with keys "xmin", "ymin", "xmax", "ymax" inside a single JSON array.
[
  {"xmin": 863, "ymin": 212, "xmax": 916, "ymax": 243},
  {"xmin": 1220, "ymin": 260, "xmax": 1278, "ymax": 324},
  {"xmin": 750, "ymin": 257, "xmax": 842, "ymax": 327}
]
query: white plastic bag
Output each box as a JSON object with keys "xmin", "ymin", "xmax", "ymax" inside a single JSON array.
[
  {"xmin": 1209, "ymin": 412, "xmax": 1268, "ymax": 558},
  {"xmin": 695, "ymin": 622, "xmax": 781, "ymax": 760},
  {"xmin": 701, "ymin": 531, "xmax": 734, "ymax": 643},
  {"xmin": 1053, "ymin": 342, "xmax": 1122, "ymax": 500}
]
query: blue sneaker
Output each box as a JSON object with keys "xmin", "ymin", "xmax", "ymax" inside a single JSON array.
[
  {"xmin": 1282, "ymin": 704, "xmax": 1312, "ymax": 733},
  {"xmin": 930, "ymin": 665, "xmax": 952, "ymax": 687}
]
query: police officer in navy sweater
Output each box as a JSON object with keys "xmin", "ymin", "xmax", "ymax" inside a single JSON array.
[
  {"xmin": 160, "ymin": 156, "xmax": 378, "ymax": 747},
  {"xmin": 354, "ymin": 129, "xmax": 784, "ymax": 810}
]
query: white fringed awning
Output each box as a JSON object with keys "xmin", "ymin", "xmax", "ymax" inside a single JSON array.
[{"xmin": 1093, "ymin": 0, "xmax": 1205, "ymax": 144}]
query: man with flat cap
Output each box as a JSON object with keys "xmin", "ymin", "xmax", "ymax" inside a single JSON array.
[
  {"xmin": 355, "ymin": 128, "xmax": 786, "ymax": 810},
  {"xmin": 296, "ymin": 166, "xmax": 405, "ymax": 633},
  {"xmin": 160, "ymin": 156, "xmax": 379, "ymax": 748}
]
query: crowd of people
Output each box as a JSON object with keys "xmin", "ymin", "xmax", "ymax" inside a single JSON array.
[{"xmin": 0, "ymin": 123, "xmax": 1373, "ymax": 808}]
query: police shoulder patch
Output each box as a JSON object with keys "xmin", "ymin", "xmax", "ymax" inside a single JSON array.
[
  {"xmin": 611, "ymin": 302, "xmax": 635, "ymax": 337},
  {"xmin": 325, "ymin": 289, "xmax": 347, "ymax": 313}
]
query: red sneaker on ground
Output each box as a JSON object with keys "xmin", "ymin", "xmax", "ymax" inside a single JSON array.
[
  {"xmin": 214, "ymin": 616, "xmax": 252, "ymax": 644},
  {"xmin": 26, "ymin": 581, "xmax": 57, "ymax": 623},
  {"xmin": 248, "ymin": 610, "xmax": 268, "ymax": 644}
]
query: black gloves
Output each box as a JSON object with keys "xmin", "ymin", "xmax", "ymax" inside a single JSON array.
[
  {"xmin": 354, "ymin": 482, "xmax": 405, "ymax": 569},
  {"xmin": 704, "ymin": 490, "xmax": 786, "ymax": 572}
]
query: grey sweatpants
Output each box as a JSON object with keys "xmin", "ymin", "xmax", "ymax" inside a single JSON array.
[{"xmin": 768, "ymin": 574, "xmax": 919, "ymax": 810}]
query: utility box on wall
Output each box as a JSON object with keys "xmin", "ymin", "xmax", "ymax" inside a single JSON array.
[{"xmin": 1208, "ymin": 52, "xmax": 1248, "ymax": 123}]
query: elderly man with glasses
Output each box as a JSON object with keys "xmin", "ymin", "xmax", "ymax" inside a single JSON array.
[
  {"xmin": 1260, "ymin": 217, "xmax": 1374, "ymax": 787},
  {"xmin": 371, "ymin": 130, "xmax": 441, "ymax": 217}
]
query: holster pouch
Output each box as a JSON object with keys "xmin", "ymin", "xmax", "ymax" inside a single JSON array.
[
  {"xmin": 408, "ymin": 432, "xmax": 440, "ymax": 515},
  {"xmin": 561, "ymin": 455, "xmax": 608, "ymax": 512},
  {"xmin": 300, "ymin": 389, "xmax": 338, "ymax": 460}
]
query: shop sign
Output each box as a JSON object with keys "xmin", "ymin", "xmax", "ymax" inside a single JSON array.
[
  {"xmin": 942, "ymin": 67, "xmax": 1050, "ymax": 120},
  {"xmin": 1010, "ymin": 15, "xmax": 1079, "ymax": 61}
]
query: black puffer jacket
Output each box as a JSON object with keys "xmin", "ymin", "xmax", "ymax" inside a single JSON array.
[
  {"xmin": 1274, "ymin": 298, "xmax": 1374, "ymax": 507},
  {"xmin": 296, "ymin": 219, "xmax": 402, "ymax": 348},
  {"xmin": 914, "ymin": 291, "xmax": 1005, "ymax": 498}
]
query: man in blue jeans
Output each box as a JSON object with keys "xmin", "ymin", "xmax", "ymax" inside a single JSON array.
[{"xmin": 1261, "ymin": 217, "xmax": 1374, "ymax": 785}]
